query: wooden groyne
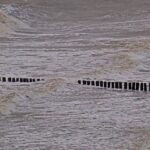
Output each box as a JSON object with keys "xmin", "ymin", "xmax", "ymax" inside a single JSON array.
[
  {"xmin": 78, "ymin": 80, "xmax": 149, "ymax": 92},
  {"xmin": 0, "ymin": 77, "xmax": 44, "ymax": 83}
]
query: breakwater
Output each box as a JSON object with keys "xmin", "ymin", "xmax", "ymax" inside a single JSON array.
[
  {"xmin": 0, "ymin": 77, "xmax": 44, "ymax": 83},
  {"xmin": 78, "ymin": 80, "xmax": 149, "ymax": 92}
]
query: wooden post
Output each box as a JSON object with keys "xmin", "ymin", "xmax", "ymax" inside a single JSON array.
[{"xmin": 96, "ymin": 81, "xmax": 99, "ymax": 86}]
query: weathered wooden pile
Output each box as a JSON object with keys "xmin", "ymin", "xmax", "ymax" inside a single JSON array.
[
  {"xmin": 0, "ymin": 77, "xmax": 44, "ymax": 83},
  {"xmin": 78, "ymin": 80, "xmax": 149, "ymax": 91}
]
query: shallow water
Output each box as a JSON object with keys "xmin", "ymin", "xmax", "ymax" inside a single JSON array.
[{"xmin": 1, "ymin": 0, "xmax": 150, "ymax": 149}]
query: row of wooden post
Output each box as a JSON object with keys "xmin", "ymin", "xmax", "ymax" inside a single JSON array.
[
  {"xmin": 78, "ymin": 80, "xmax": 149, "ymax": 91},
  {"xmin": 0, "ymin": 77, "xmax": 44, "ymax": 83}
]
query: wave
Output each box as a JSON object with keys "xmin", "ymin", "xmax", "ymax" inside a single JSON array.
[
  {"xmin": 0, "ymin": 78, "xmax": 64, "ymax": 115},
  {"xmin": 0, "ymin": 9, "xmax": 29, "ymax": 36}
]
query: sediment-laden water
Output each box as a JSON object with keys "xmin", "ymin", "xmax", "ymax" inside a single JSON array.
[{"xmin": 1, "ymin": 0, "xmax": 150, "ymax": 149}]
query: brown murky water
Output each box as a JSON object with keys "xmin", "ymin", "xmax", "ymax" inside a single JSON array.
[{"xmin": 1, "ymin": 0, "xmax": 150, "ymax": 149}]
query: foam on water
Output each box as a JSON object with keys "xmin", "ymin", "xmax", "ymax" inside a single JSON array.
[
  {"xmin": 21, "ymin": 78, "xmax": 65, "ymax": 97},
  {"xmin": 0, "ymin": 9, "xmax": 29, "ymax": 36},
  {"xmin": 0, "ymin": 92, "xmax": 18, "ymax": 115},
  {"xmin": 0, "ymin": 78, "xmax": 64, "ymax": 115}
]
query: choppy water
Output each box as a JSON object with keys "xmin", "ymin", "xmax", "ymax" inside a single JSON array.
[{"xmin": 1, "ymin": 0, "xmax": 150, "ymax": 149}]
